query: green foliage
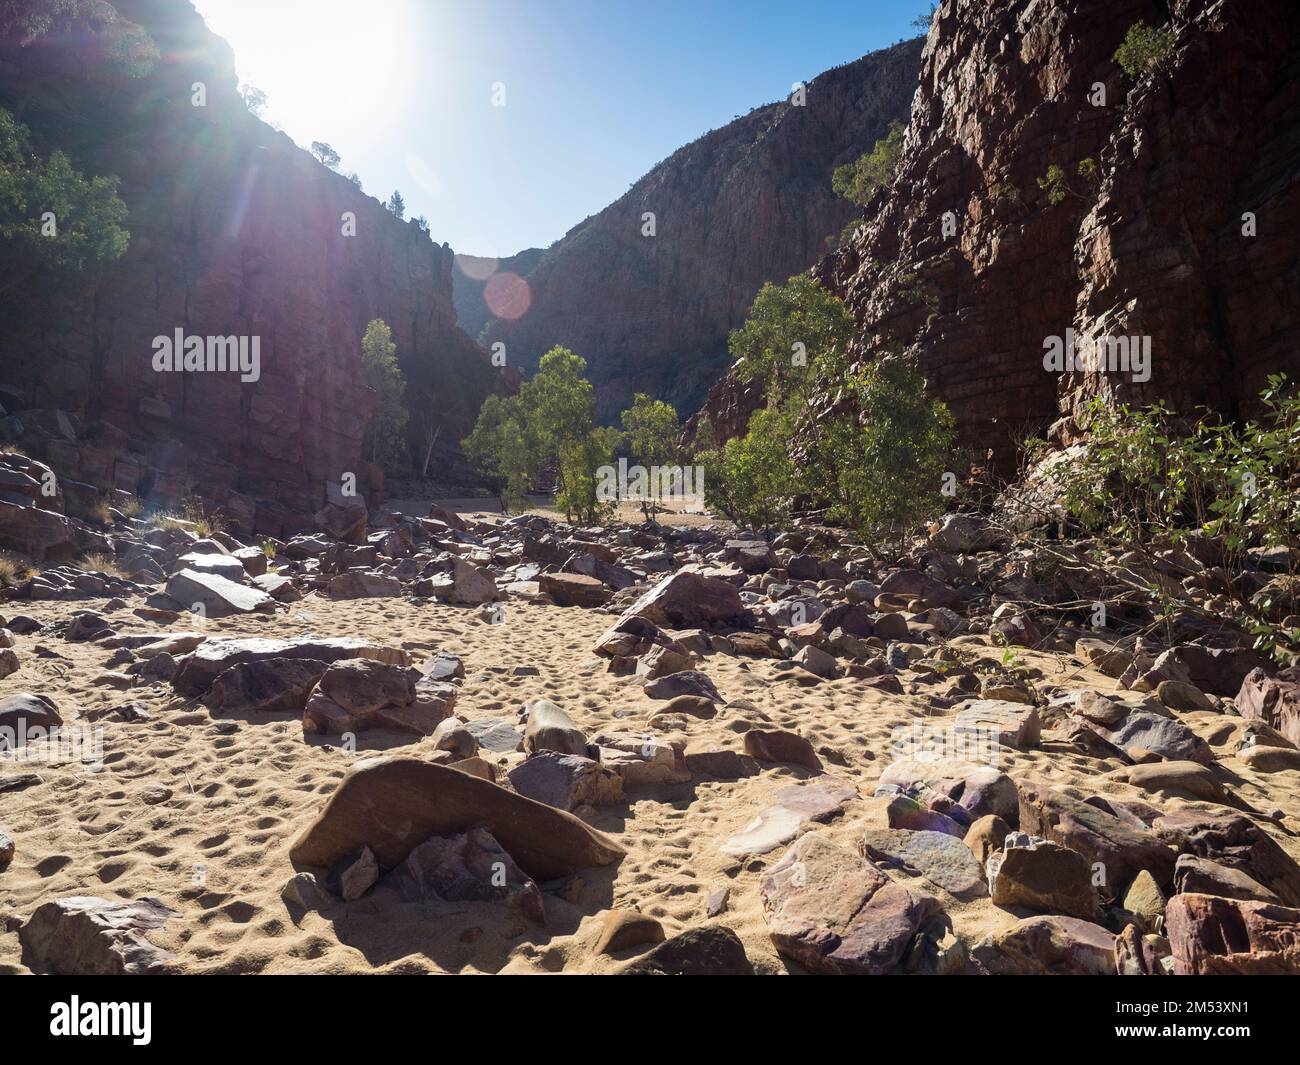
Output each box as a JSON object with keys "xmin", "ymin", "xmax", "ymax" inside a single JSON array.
[
  {"xmin": 414, "ymin": 215, "xmax": 430, "ymax": 234},
  {"xmin": 462, "ymin": 394, "xmax": 534, "ymax": 510},
  {"xmin": 384, "ymin": 190, "xmax": 406, "ymax": 219},
  {"xmin": 1037, "ymin": 158, "xmax": 1099, "ymax": 206},
  {"xmin": 1114, "ymin": 21, "xmax": 1175, "ymax": 78},
  {"xmin": 699, "ymin": 407, "xmax": 796, "ymax": 529},
  {"xmin": 620, "ymin": 393, "xmax": 682, "ymax": 517},
  {"xmin": 310, "ymin": 141, "xmax": 340, "ymax": 169},
  {"xmin": 1, "ymin": 1, "xmax": 158, "ymax": 76},
  {"xmin": 729, "ymin": 274, "xmax": 854, "ymax": 402},
  {"xmin": 360, "ymin": 319, "xmax": 408, "ymax": 467},
  {"xmin": 0, "ymin": 107, "xmax": 129, "ymax": 284},
  {"xmin": 831, "ymin": 120, "xmax": 904, "ymax": 207}
]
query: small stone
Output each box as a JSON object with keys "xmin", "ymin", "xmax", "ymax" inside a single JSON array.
[{"xmin": 594, "ymin": 909, "xmax": 665, "ymax": 955}]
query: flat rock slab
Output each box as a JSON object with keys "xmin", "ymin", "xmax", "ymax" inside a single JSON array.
[
  {"xmin": 860, "ymin": 828, "xmax": 987, "ymax": 899},
  {"xmin": 166, "ymin": 568, "xmax": 274, "ymax": 618},
  {"xmin": 953, "ymin": 700, "xmax": 1041, "ymax": 749},
  {"xmin": 19, "ymin": 895, "xmax": 177, "ymax": 975},
  {"xmin": 289, "ymin": 756, "xmax": 625, "ymax": 880},
  {"xmin": 173, "ymin": 636, "xmax": 410, "ymax": 697},
  {"xmin": 761, "ymin": 831, "xmax": 941, "ymax": 975},
  {"xmin": 721, "ymin": 805, "xmax": 804, "ymax": 857},
  {"xmin": 464, "ymin": 717, "xmax": 524, "ymax": 753},
  {"xmin": 621, "ymin": 570, "xmax": 745, "ymax": 627},
  {"xmin": 204, "ymin": 657, "xmax": 329, "ymax": 715}
]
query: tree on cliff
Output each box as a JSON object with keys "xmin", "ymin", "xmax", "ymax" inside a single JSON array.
[
  {"xmin": 310, "ymin": 141, "xmax": 340, "ymax": 170},
  {"xmin": 0, "ymin": 106, "xmax": 129, "ymax": 295},
  {"xmin": 359, "ymin": 319, "xmax": 408, "ymax": 467},
  {"xmin": 832, "ymin": 120, "xmax": 905, "ymax": 207},
  {"xmin": 239, "ymin": 84, "xmax": 268, "ymax": 117},
  {"xmin": 0, "ymin": 1, "xmax": 158, "ymax": 77},
  {"xmin": 385, "ymin": 190, "xmax": 406, "ymax": 219}
]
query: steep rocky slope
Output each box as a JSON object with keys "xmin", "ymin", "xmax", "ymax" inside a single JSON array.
[
  {"xmin": 699, "ymin": 0, "xmax": 1300, "ymax": 465},
  {"xmin": 0, "ymin": 0, "xmax": 498, "ymax": 537},
  {"xmin": 480, "ymin": 39, "xmax": 924, "ymax": 423}
]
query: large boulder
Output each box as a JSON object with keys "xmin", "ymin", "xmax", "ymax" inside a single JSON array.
[
  {"xmin": 427, "ymin": 557, "xmax": 497, "ymax": 605},
  {"xmin": 539, "ymin": 572, "xmax": 610, "ymax": 608},
  {"xmin": 1236, "ymin": 667, "xmax": 1300, "ymax": 747},
  {"xmin": 0, "ymin": 498, "xmax": 106, "ymax": 563},
  {"xmin": 522, "ymin": 699, "xmax": 595, "ymax": 758},
  {"xmin": 761, "ymin": 831, "xmax": 941, "ymax": 975},
  {"xmin": 1152, "ymin": 811, "xmax": 1300, "ymax": 907},
  {"xmin": 620, "ymin": 570, "xmax": 745, "ymax": 627},
  {"xmin": 165, "ymin": 569, "xmax": 275, "ymax": 618},
  {"xmin": 987, "ymin": 836, "xmax": 1100, "ymax": 918},
  {"xmin": 971, "ymin": 915, "xmax": 1116, "ymax": 975},
  {"xmin": 507, "ymin": 752, "xmax": 623, "ymax": 811},
  {"xmin": 203, "ymin": 658, "xmax": 330, "ymax": 715},
  {"xmin": 303, "ymin": 659, "xmax": 455, "ymax": 736},
  {"xmin": 289, "ymin": 756, "xmax": 625, "ymax": 880},
  {"xmin": 314, "ymin": 499, "xmax": 368, "ymax": 544},
  {"xmin": 19, "ymin": 896, "xmax": 177, "ymax": 974},
  {"xmin": 876, "ymin": 757, "xmax": 1019, "ymax": 824},
  {"xmin": 173, "ymin": 636, "xmax": 410, "ymax": 697},
  {"xmin": 1166, "ymin": 893, "xmax": 1300, "ymax": 975}
]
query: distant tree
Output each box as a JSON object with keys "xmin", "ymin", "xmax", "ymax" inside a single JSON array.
[
  {"xmin": 343, "ymin": 171, "xmax": 363, "ymax": 190},
  {"xmin": 359, "ymin": 319, "xmax": 408, "ymax": 466},
  {"xmin": 910, "ymin": 4, "xmax": 936, "ymax": 31},
  {"xmin": 239, "ymin": 84, "xmax": 268, "ymax": 116},
  {"xmin": 832, "ymin": 120, "xmax": 905, "ymax": 207},
  {"xmin": 414, "ymin": 214, "xmax": 430, "ymax": 234},
  {"xmin": 620, "ymin": 392, "xmax": 682, "ymax": 518},
  {"xmin": 309, "ymin": 141, "xmax": 340, "ymax": 170},
  {"xmin": 0, "ymin": 106, "xmax": 129, "ymax": 295},
  {"xmin": 384, "ymin": 190, "xmax": 405, "ymax": 219},
  {"xmin": 1114, "ymin": 21, "xmax": 1175, "ymax": 78}
]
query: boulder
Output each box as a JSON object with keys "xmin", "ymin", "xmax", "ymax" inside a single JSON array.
[
  {"xmin": 876, "ymin": 757, "xmax": 1019, "ymax": 824},
  {"xmin": 971, "ymin": 915, "xmax": 1116, "ymax": 975},
  {"xmin": 618, "ymin": 925, "xmax": 753, "ymax": 975},
  {"xmin": 953, "ymin": 700, "xmax": 1041, "ymax": 749},
  {"xmin": 1166, "ymin": 893, "xmax": 1300, "ymax": 975},
  {"xmin": 303, "ymin": 659, "xmax": 454, "ymax": 736},
  {"xmin": 539, "ymin": 571, "xmax": 610, "ymax": 608},
  {"xmin": 594, "ymin": 731, "xmax": 690, "ymax": 786},
  {"xmin": 173, "ymin": 636, "xmax": 410, "ymax": 697},
  {"xmin": 1151, "ymin": 811, "xmax": 1300, "ymax": 906},
  {"xmin": 288, "ymin": 756, "xmax": 625, "ymax": 879},
  {"xmin": 987, "ymin": 836, "xmax": 1100, "ymax": 918},
  {"xmin": 859, "ymin": 828, "xmax": 987, "ymax": 899},
  {"xmin": 19, "ymin": 896, "xmax": 177, "ymax": 974},
  {"xmin": 743, "ymin": 729, "xmax": 820, "ymax": 771},
  {"xmin": 594, "ymin": 909, "xmax": 665, "ymax": 955},
  {"xmin": 761, "ymin": 831, "xmax": 942, "ymax": 975},
  {"xmin": 203, "ymin": 658, "xmax": 330, "ymax": 715},
  {"xmin": 1173, "ymin": 854, "xmax": 1280, "ymax": 904},
  {"xmin": 326, "ymin": 571, "xmax": 403, "ymax": 599},
  {"xmin": 165, "ymin": 569, "xmax": 275, "ymax": 618},
  {"xmin": 428, "ymin": 557, "xmax": 498, "ymax": 605},
  {"xmin": 314, "ymin": 500, "xmax": 367, "ymax": 544},
  {"xmin": 621, "ymin": 570, "xmax": 745, "ymax": 627},
  {"xmin": 522, "ymin": 699, "xmax": 595, "ymax": 758},
  {"xmin": 1235, "ymin": 667, "xmax": 1300, "ymax": 747},
  {"xmin": 507, "ymin": 752, "xmax": 623, "ymax": 811}
]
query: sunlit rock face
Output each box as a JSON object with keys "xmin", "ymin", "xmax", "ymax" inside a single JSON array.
[
  {"xmin": 479, "ymin": 38, "xmax": 924, "ymax": 425},
  {"xmin": 699, "ymin": 0, "xmax": 1300, "ymax": 465},
  {"xmin": 0, "ymin": 0, "xmax": 497, "ymax": 537}
]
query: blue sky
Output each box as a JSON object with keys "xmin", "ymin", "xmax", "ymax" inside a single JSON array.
[{"xmin": 195, "ymin": 0, "xmax": 931, "ymax": 257}]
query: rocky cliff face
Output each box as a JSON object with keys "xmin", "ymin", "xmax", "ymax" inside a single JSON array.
[
  {"xmin": 701, "ymin": 0, "xmax": 1300, "ymax": 465},
  {"xmin": 480, "ymin": 39, "xmax": 924, "ymax": 423},
  {"xmin": 0, "ymin": 0, "xmax": 498, "ymax": 538}
]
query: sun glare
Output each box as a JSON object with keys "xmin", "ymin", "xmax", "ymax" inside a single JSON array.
[{"xmin": 195, "ymin": 0, "xmax": 419, "ymax": 148}]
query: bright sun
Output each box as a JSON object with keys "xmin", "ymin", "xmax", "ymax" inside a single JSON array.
[{"xmin": 194, "ymin": 0, "xmax": 419, "ymax": 147}]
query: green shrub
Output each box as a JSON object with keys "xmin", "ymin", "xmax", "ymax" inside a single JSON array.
[
  {"xmin": 1114, "ymin": 22, "xmax": 1175, "ymax": 78},
  {"xmin": 831, "ymin": 120, "xmax": 905, "ymax": 207}
]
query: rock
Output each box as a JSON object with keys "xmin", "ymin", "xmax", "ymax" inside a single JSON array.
[
  {"xmin": 706, "ymin": 888, "xmax": 730, "ymax": 917},
  {"xmin": 289, "ymin": 756, "xmax": 625, "ymax": 879},
  {"xmin": 877, "ymin": 757, "xmax": 1019, "ymax": 824},
  {"xmin": 953, "ymin": 700, "xmax": 1041, "ymax": 749},
  {"xmin": 1143, "ymin": 645, "xmax": 1271, "ymax": 697},
  {"xmin": 326, "ymin": 571, "xmax": 403, "ymax": 599},
  {"xmin": 1114, "ymin": 923, "xmax": 1170, "ymax": 976},
  {"xmin": 0, "ymin": 647, "xmax": 16, "ymax": 679},
  {"xmin": 1074, "ymin": 637, "xmax": 1135, "ymax": 678},
  {"xmin": 1108, "ymin": 761, "xmax": 1233, "ymax": 805},
  {"xmin": 0, "ymin": 692, "xmax": 62, "ymax": 742},
  {"xmin": 592, "ymin": 614, "xmax": 684, "ymax": 658},
  {"xmin": 743, "ymin": 729, "xmax": 820, "ymax": 770},
  {"xmin": 883, "ymin": 793, "xmax": 967, "ymax": 837},
  {"xmin": 1122, "ymin": 869, "xmax": 1166, "ymax": 929},
  {"xmin": 932, "ymin": 513, "xmax": 995, "ymax": 553},
  {"xmin": 523, "ymin": 699, "xmax": 595, "ymax": 758},
  {"xmin": 595, "ymin": 909, "xmax": 665, "ymax": 955},
  {"xmin": 1097, "ymin": 711, "xmax": 1215, "ymax": 765},
  {"xmin": 987, "ymin": 836, "xmax": 1099, "ymax": 918},
  {"xmin": 594, "ymin": 731, "xmax": 690, "ymax": 786},
  {"xmin": 0, "ymin": 828, "xmax": 13, "ymax": 868},
  {"xmin": 1156, "ymin": 679, "xmax": 1215, "ymax": 713},
  {"xmin": 662, "ymin": 694, "xmax": 716, "ymax": 718},
  {"xmin": 173, "ymin": 636, "xmax": 410, "ymax": 697},
  {"xmin": 464, "ymin": 716, "xmax": 523, "ymax": 753},
  {"xmin": 761, "ymin": 831, "xmax": 941, "ymax": 975},
  {"xmin": 1017, "ymin": 781, "xmax": 1176, "ymax": 893},
  {"xmin": 165, "ymin": 569, "xmax": 275, "ymax": 618},
  {"xmin": 720, "ymin": 806, "xmax": 804, "ymax": 857},
  {"xmin": 1173, "ymin": 854, "xmax": 1280, "ymax": 904},
  {"xmin": 281, "ymin": 871, "xmax": 333, "ymax": 911},
  {"xmin": 1166, "ymin": 893, "xmax": 1300, "ymax": 975},
  {"xmin": 539, "ymin": 571, "xmax": 610, "ymax": 608},
  {"xmin": 964, "ymin": 815, "xmax": 1010, "ymax": 865},
  {"xmin": 324, "ymin": 845, "xmax": 379, "ymax": 901},
  {"xmin": 176, "ymin": 551, "xmax": 246, "ymax": 582},
  {"xmin": 859, "ymin": 828, "xmax": 987, "ymax": 898},
  {"xmin": 430, "ymin": 717, "xmax": 479, "ymax": 759},
  {"xmin": 793, "ymin": 644, "xmax": 839, "ymax": 679},
  {"xmin": 1151, "ymin": 811, "xmax": 1300, "ymax": 906},
  {"xmin": 879, "ymin": 569, "xmax": 958, "ymax": 608},
  {"xmin": 252, "ymin": 573, "xmax": 299, "ymax": 601},
  {"xmin": 19, "ymin": 896, "xmax": 177, "ymax": 974},
  {"xmin": 971, "ymin": 915, "xmax": 1116, "ymax": 975},
  {"xmin": 314, "ymin": 500, "xmax": 368, "ymax": 544},
  {"xmin": 203, "ymin": 658, "xmax": 329, "ymax": 715},
  {"xmin": 618, "ymin": 925, "xmax": 753, "ymax": 975},
  {"xmin": 304, "ymin": 659, "xmax": 452, "ymax": 737},
  {"xmin": 621, "ymin": 570, "xmax": 745, "ymax": 627},
  {"xmin": 507, "ymin": 752, "xmax": 622, "ymax": 811},
  {"xmin": 643, "ymin": 669, "xmax": 722, "ymax": 702},
  {"xmin": 428, "ymin": 556, "xmax": 498, "ymax": 605},
  {"xmin": 1236, "ymin": 667, "xmax": 1300, "ymax": 747},
  {"xmin": 377, "ymin": 827, "xmax": 544, "ymax": 923}
]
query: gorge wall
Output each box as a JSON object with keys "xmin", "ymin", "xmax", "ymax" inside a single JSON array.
[
  {"xmin": 0, "ymin": 0, "xmax": 498, "ymax": 538},
  {"xmin": 479, "ymin": 38, "xmax": 925, "ymax": 424},
  {"xmin": 698, "ymin": 0, "xmax": 1300, "ymax": 465}
]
